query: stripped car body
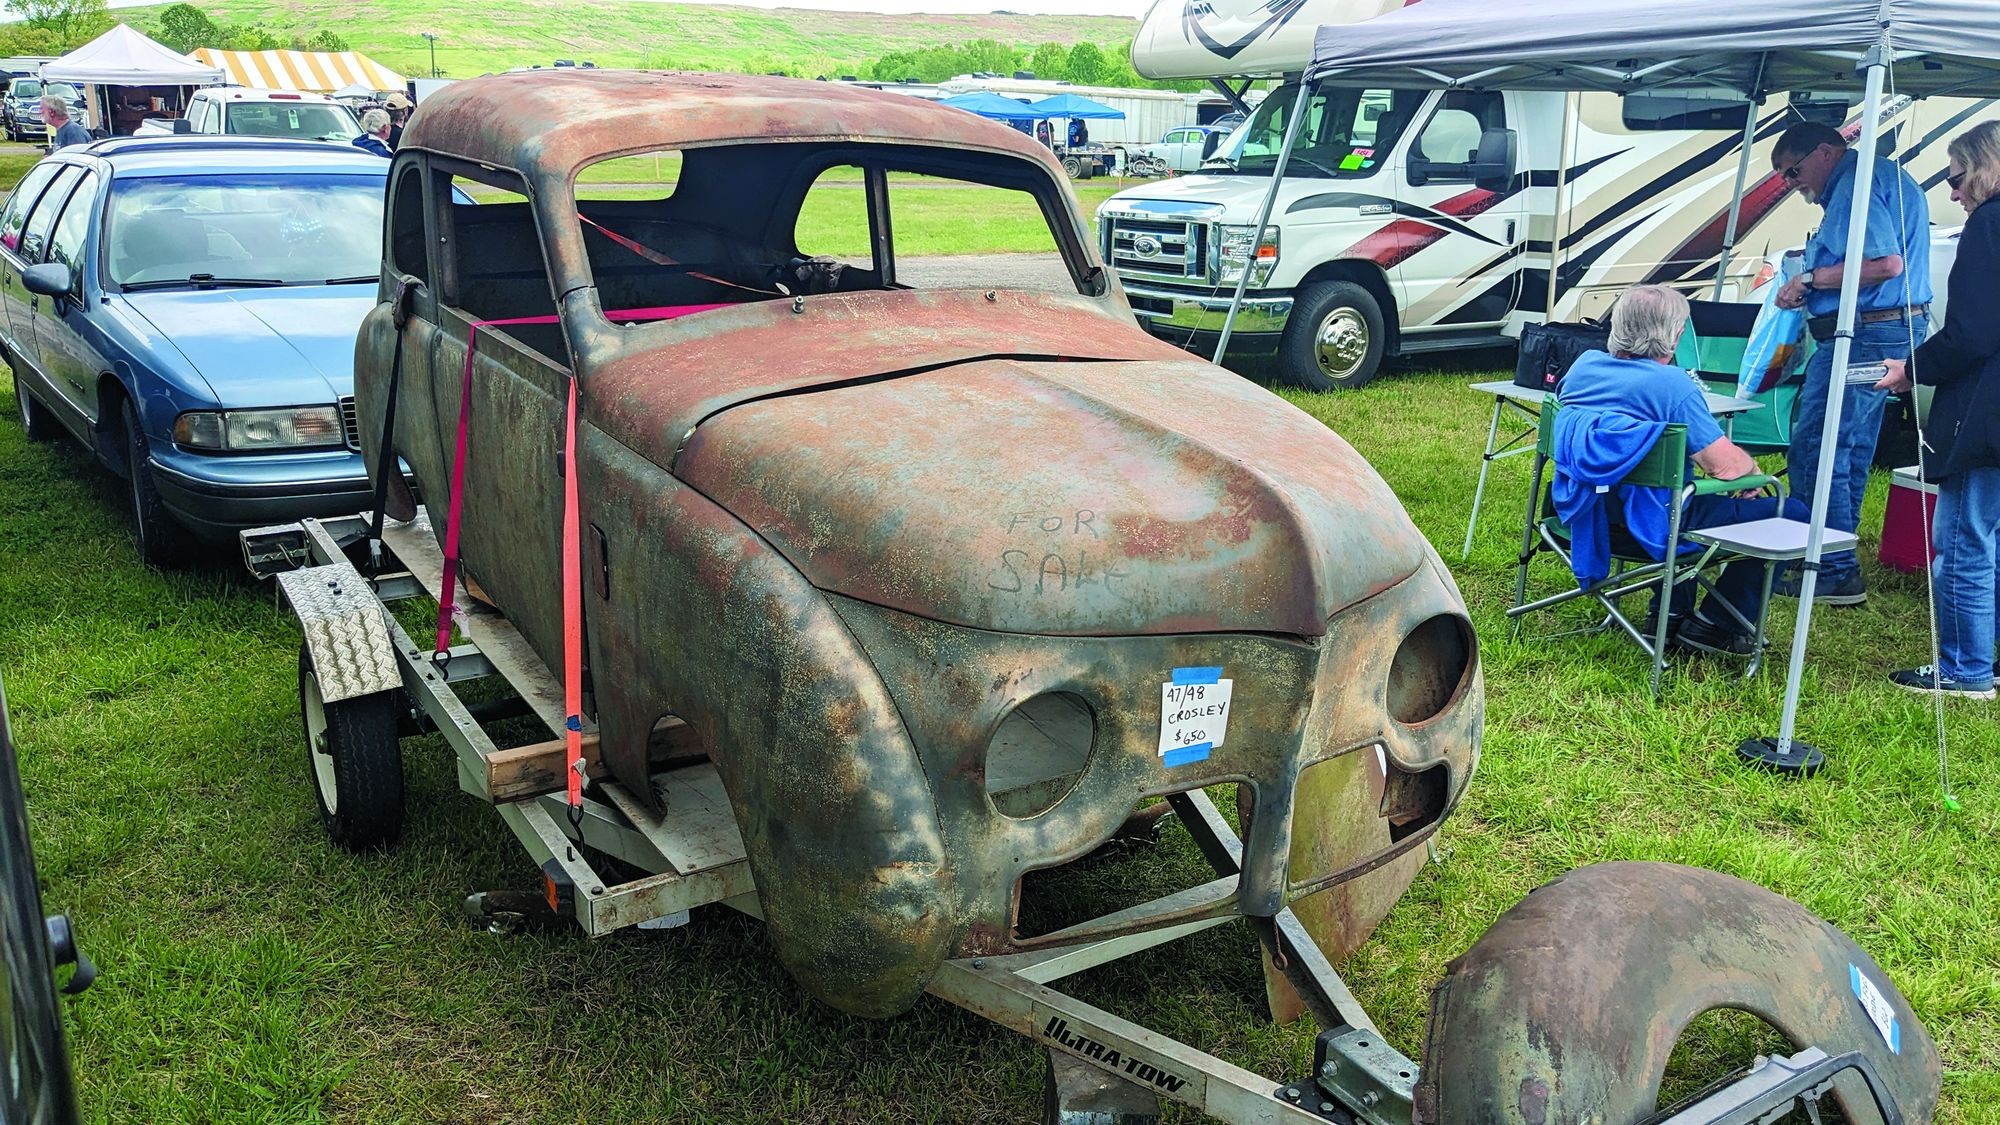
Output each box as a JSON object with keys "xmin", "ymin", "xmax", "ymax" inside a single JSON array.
[{"xmin": 355, "ymin": 69, "xmax": 1481, "ymax": 1017}]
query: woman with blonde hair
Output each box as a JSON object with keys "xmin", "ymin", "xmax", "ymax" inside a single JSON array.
[{"xmin": 1876, "ymin": 121, "xmax": 2000, "ymax": 699}]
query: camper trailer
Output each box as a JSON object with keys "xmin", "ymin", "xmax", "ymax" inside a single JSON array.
[{"xmin": 1107, "ymin": 0, "xmax": 1991, "ymax": 388}]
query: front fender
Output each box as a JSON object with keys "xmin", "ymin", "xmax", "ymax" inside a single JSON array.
[{"xmin": 582, "ymin": 430, "xmax": 956, "ymax": 1018}]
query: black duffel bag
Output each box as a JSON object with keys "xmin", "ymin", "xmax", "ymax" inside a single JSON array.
[{"xmin": 1514, "ymin": 320, "xmax": 1610, "ymax": 392}]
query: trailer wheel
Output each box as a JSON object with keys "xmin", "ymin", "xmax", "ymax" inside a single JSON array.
[
  {"xmin": 1281, "ymin": 280, "xmax": 1387, "ymax": 391},
  {"xmin": 1414, "ymin": 862, "xmax": 1940, "ymax": 1125},
  {"xmin": 298, "ymin": 644, "xmax": 405, "ymax": 851},
  {"xmin": 1061, "ymin": 154, "xmax": 1084, "ymax": 179}
]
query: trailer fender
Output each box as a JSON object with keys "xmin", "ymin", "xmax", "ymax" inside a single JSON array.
[
  {"xmin": 1414, "ymin": 861, "xmax": 1940, "ymax": 1125},
  {"xmin": 277, "ymin": 563, "xmax": 401, "ymax": 704}
]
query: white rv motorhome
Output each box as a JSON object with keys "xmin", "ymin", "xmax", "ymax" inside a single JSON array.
[{"xmin": 1106, "ymin": 0, "xmax": 1990, "ymax": 388}]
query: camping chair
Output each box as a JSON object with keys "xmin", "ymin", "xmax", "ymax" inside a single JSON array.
[
  {"xmin": 1507, "ymin": 402, "xmax": 1785, "ymax": 697},
  {"xmin": 1677, "ymin": 298, "xmax": 1801, "ymax": 456}
]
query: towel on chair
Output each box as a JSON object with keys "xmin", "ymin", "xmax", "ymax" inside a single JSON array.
[{"xmin": 1550, "ymin": 406, "xmax": 1665, "ymax": 587}]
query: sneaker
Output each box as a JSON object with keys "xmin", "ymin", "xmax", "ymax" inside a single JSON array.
[
  {"xmin": 1673, "ymin": 616, "xmax": 1756, "ymax": 657},
  {"xmin": 1771, "ymin": 571, "xmax": 1868, "ymax": 606},
  {"xmin": 1888, "ymin": 666, "xmax": 1996, "ymax": 700}
]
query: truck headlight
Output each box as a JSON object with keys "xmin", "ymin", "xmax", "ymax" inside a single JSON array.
[
  {"xmin": 173, "ymin": 407, "xmax": 344, "ymax": 451},
  {"xmin": 1215, "ymin": 225, "xmax": 1279, "ymax": 285}
]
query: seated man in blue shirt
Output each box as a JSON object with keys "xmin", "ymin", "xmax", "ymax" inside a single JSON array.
[
  {"xmin": 1768, "ymin": 120, "xmax": 1932, "ymax": 606},
  {"xmin": 1556, "ymin": 285, "xmax": 1807, "ymax": 655}
]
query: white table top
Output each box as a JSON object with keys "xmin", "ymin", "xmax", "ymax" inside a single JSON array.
[
  {"xmin": 1470, "ymin": 379, "xmax": 1764, "ymax": 417},
  {"xmin": 1684, "ymin": 517, "xmax": 1858, "ymax": 561}
]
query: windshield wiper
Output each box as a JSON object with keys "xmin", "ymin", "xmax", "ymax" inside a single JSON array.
[
  {"xmin": 322, "ymin": 275, "xmax": 377, "ymax": 285},
  {"xmin": 121, "ymin": 274, "xmax": 286, "ymax": 292}
]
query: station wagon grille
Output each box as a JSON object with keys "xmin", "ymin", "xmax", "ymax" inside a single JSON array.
[
  {"xmin": 339, "ymin": 396, "xmax": 360, "ymax": 451},
  {"xmin": 1105, "ymin": 214, "xmax": 1207, "ymax": 283}
]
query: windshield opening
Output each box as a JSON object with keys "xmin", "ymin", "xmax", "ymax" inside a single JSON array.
[
  {"xmin": 1210, "ymin": 84, "xmax": 1425, "ymax": 178},
  {"xmin": 225, "ymin": 102, "xmax": 361, "ymax": 142},
  {"xmin": 107, "ymin": 174, "xmax": 384, "ymax": 288}
]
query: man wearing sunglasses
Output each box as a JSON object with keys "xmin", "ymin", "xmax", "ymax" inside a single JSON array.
[{"xmin": 1766, "ymin": 120, "xmax": 1932, "ymax": 606}]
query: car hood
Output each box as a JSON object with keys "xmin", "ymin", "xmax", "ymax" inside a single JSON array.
[
  {"xmin": 672, "ymin": 354, "xmax": 1426, "ymax": 638},
  {"xmin": 119, "ymin": 287, "xmax": 375, "ymax": 404},
  {"xmin": 1102, "ymin": 176, "xmax": 1255, "ymax": 212}
]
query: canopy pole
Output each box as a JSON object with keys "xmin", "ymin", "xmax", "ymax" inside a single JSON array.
[
  {"xmin": 1711, "ymin": 106, "xmax": 1762, "ymax": 299},
  {"xmin": 1762, "ymin": 49, "xmax": 1890, "ymax": 766},
  {"xmin": 1544, "ymin": 92, "xmax": 1579, "ymax": 319},
  {"xmin": 1712, "ymin": 54, "xmax": 1771, "ymax": 300},
  {"xmin": 1213, "ymin": 78, "xmax": 1314, "ymax": 366}
]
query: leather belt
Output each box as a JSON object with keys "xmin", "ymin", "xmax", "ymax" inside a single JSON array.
[{"xmin": 1807, "ymin": 304, "xmax": 1929, "ymax": 341}]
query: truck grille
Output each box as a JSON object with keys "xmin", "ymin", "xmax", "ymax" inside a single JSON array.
[
  {"xmin": 1105, "ymin": 214, "xmax": 1207, "ymax": 283},
  {"xmin": 339, "ymin": 396, "xmax": 361, "ymax": 451}
]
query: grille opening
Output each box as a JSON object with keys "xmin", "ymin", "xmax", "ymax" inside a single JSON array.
[
  {"xmin": 339, "ymin": 396, "xmax": 361, "ymax": 450},
  {"xmin": 1387, "ymin": 614, "xmax": 1474, "ymax": 726},
  {"xmin": 986, "ymin": 692, "xmax": 1095, "ymax": 820}
]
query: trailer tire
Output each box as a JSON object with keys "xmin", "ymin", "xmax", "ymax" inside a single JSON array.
[
  {"xmin": 1414, "ymin": 862, "xmax": 1940, "ymax": 1125},
  {"xmin": 299, "ymin": 644, "xmax": 405, "ymax": 852},
  {"xmin": 1280, "ymin": 280, "xmax": 1387, "ymax": 391},
  {"xmin": 1061, "ymin": 154, "xmax": 1084, "ymax": 179}
]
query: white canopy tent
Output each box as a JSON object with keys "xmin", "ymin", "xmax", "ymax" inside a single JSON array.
[
  {"xmin": 41, "ymin": 24, "xmax": 221, "ymax": 86},
  {"xmin": 1221, "ymin": 0, "xmax": 2000, "ymax": 773}
]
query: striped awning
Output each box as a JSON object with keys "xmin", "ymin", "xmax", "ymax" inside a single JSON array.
[{"xmin": 191, "ymin": 49, "xmax": 404, "ymax": 94}]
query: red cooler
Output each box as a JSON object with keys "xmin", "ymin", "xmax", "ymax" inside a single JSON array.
[{"xmin": 1879, "ymin": 465, "xmax": 1939, "ymax": 574}]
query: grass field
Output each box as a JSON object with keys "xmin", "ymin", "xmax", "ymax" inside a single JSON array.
[
  {"xmin": 4, "ymin": 340, "xmax": 1995, "ymax": 1120},
  {"xmin": 115, "ymin": 0, "xmax": 1140, "ymax": 82}
]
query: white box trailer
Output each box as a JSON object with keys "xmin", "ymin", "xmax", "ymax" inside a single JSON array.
[{"xmin": 1106, "ymin": 0, "xmax": 1993, "ymax": 389}]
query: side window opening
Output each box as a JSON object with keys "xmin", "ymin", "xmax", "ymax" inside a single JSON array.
[
  {"xmin": 389, "ymin": 164, "xmax": 428, "ymax": 286},
  {"xmin": 1410, "ymin": 91, "xmax": 1511, "ymax": 186},
  {"xmin": 442, "ymin": 167, "xmax": 566, "ymax": 364}
]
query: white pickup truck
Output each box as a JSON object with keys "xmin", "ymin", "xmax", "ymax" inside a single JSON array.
[{"xmin": 134, "ymin": 88, "xmax": 362, "ymax": 142}]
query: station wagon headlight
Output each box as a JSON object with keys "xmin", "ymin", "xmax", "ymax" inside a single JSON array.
[
  {"xmin": 173, "ymin": 407, "xmax": 343, "ymax": 451},
  {"xmin": 1215, "ymin": 225, "xmax": 1279, "ymax": 285}
]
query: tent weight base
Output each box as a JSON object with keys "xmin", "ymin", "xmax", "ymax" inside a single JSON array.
[{"xmin": 1736, "ymin": 737, "xmax": 1826, "ymax": 778}]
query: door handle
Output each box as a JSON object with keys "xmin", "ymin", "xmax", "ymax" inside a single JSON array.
[
  {"xmin": 1505, "ymin": 219, "xmax": 1517, "ymax": 243},
  {"xmin": 28, "ymin": 296, "xmax": 36, "ymax": 313}
]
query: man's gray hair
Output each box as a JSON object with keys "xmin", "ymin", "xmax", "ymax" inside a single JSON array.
[
  {"xmin": 38, "ymin": 94, "xmax": 69, "ymax": 121},
  {"xmin": 1607, "ymin": 285, "xmax": 1690, "ymax": 360},
  {"xmin": 360, "ymin": 108, "xmax": 390, "ymax": 132}
]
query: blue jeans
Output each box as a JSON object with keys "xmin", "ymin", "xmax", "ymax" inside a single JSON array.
[
  {"xmin": 1787, "ymin": 316, "xmax": 1928, "ymax": 585},
  {"xmin": 1932, "ymin": 466, "xmax": 2000, "ymax": 689},
  {"xmin": 1667, "ymin": 494, "xmax": 1810, "ymax": 628}
]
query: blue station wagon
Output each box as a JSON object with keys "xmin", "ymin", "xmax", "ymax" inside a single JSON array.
[{"xmin": 1, "ymin": 137, "xmax": 413, "ymax": 565}]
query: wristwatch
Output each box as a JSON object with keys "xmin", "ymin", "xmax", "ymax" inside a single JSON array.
[{"xmin": 1801, "ymin": 268, "xmax": 1818, "ymax": 290}]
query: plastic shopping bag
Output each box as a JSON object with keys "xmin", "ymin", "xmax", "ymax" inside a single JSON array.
[{"xmin": 1736, "ymin": 251, "xmax": 1807, "ymax": 397}]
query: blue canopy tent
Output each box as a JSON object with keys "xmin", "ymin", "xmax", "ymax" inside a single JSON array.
[
  {"xmin": 1026, "ymin": 93, "xmax": 1126, "ymax": 121},
  {"xmin": 936, "ymin": 91, "xmax": 1042, "ymax": 121}
]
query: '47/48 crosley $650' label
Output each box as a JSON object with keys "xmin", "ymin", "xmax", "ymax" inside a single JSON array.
[{"xmin": 1159, "ymin": 666, "xmax": 1232, "ymax": 768}]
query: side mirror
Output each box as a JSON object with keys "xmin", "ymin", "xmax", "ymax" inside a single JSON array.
[
  {"xmin": 1470, "ymin": 127, "xmax": 1518, "ymax": 191},
  {"xmin": 171, "ymin": 119, "xmax": 192, "ymax": 134},
  {"xmin": 22, "ymin": 262, "xmax": 71, "ymax": 298}
]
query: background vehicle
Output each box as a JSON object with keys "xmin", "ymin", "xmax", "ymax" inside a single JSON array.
[
  {"xmin": 0, "ymin": 670, "xmax": 90, "ymax": 1125},
  {"xmin": 134, "ymin": 88, "xmax": 361, "ymax": 142},
  {"xmin": 4, "ymin": 79, "xmax": 84, "ymax": 143},
  {"xmin": 0, "ymin": 138, "xmax": 411, "ymax": 565},
  {"xmin": 1139, "ymin": 123, "xmax": 1231, "ymax": 173},
  {"xmin": 1108, "ymin": 0, "xmax": 1996, "ymax": 390}
]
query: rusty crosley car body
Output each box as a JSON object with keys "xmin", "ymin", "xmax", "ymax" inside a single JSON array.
[{"xmin": 356, "ymin": 70, "xmax": 1478, "ymax": 1019}]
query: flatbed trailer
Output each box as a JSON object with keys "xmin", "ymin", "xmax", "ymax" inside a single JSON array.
[{"xmin": 243, "ymin": 510, "xmax": 1930, "ymax": 1125}]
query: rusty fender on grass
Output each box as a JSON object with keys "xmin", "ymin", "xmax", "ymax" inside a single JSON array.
[{"xmin": 358, "ymin": 70, "xmax": 1481, "ymax": 1017}]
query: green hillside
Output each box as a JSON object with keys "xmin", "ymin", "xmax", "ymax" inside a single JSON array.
[{"xmin": 116, "ymin": 0, "xmax": 1142, "ymax": 82}]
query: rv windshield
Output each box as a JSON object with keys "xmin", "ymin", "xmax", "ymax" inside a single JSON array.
[{"xmin": 1210, "ymin": 84, "xmax": 1423, "ymax": 178}]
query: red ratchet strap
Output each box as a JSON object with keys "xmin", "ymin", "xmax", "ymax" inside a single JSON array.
[
  {"xmin": 433, "ymin": 302, "xmax": 727, "ymax": 814},
  {"xmin": 577, "ymin": 214, "xmax": 776, "ymax": 296}
]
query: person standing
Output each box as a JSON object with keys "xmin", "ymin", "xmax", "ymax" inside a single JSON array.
[
  {"xmin": 383, "ymin": 92, "xmax": 413, "ymax": 149},
  {"xmin": 1767, "ymin": 120, "xmax": 1932, "ymax": 606},
  {"xmin": 1875, "ymin": 122, "xmax": 2000, "ymax": 700},
  {"xmin": 351, "ymin": 109, "xmax": 393, "ymax": 158},
  {"xmin": 40, "ymin": 95, "xmax": 89, "ymax": 151}
]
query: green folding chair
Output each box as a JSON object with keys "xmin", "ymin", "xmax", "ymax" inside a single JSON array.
[
  {"xmin": 1678, "ymin": 299, "xmax": 1800, "ymax": 456},
  {"xmin": 1507, "ymin": 402, "xmax": 1784, "ymax": 697}
]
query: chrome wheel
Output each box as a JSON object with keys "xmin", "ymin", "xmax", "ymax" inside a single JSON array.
[{"xmin": 1314, "ymin": 307, "xmax": 1371, "ymax": 382}]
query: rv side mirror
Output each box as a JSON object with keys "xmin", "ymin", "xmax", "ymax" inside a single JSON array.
[
  {"xmin": 171, "ymin": 119, "xmax": 192, "ymax": 134},
  {"xmin": 1470, "ymin": 127, "xmax": 1518, "ymax": 191}
]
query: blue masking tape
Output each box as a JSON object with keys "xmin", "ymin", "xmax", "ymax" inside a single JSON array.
[
  {"xmin": 1162, "ymin": 743, "xmax": 1212, "ymax": 768},
  {"xmin": 1170, "ymin": 666, "xmax": 1223, "ymax": 685}
]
